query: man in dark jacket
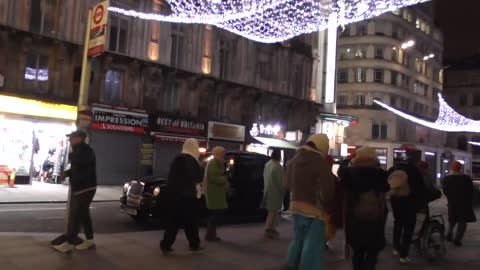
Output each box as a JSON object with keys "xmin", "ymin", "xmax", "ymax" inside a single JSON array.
[
  {"xmin": 388, "ymin": 152, "xmax": 427, "ymax": 264},
  {"xmin": 443, "ymin": 161, "xmax": 477, "ymax": 246},
  {"xmin": 160, "ymin": 138, "xmax": 205, "ymax": 255},
  {"xmin": 53, "ymin": 130, "xmax": 97, "ymax": 253}
]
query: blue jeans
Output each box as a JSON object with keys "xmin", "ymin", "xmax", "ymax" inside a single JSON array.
[{"xmin": 286, "ymin": 214, "xmax": 326, "ymax": 270}]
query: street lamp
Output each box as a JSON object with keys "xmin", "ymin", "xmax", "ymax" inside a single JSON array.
[{"xmin": 401, "ymin": 40, "xmax": 415, "ymax": 49}]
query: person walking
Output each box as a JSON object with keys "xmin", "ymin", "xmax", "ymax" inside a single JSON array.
[
  {"xmin": 284, "ymin": 134, "xmax": 336, "ymax": 270},
  {"xmin": 160, "ymin": 138, "xmax": 204, "ymax": 255},
  {"xmin": 203, "ymin": 146, "xmax": 228, "ymax": 242},
  {"xmin": 263, "ymin": 149, "xmax": 285, "ymax": 239},
  {"xmin": 442, "ymin": 161, "xmax": 477, "ymax": 246},
  {"xmin": 388, "ymin": 150, "xmax": 427, "ymax": 264},
  {"xmin": 53, "ymin": 130, "xmax": 97, "ymax": 253},
  {"xmin": 342, "ymin": 146, "xmax": 390, "ymax": 270}
]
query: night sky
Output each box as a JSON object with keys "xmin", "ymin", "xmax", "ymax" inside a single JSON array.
[{"xmin": 434, "ymin": 0, "xmax": 480, "ymax": 62}]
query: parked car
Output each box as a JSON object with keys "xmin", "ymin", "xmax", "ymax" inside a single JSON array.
[{"xmin": 120, "ymin": 151, "xmax": 270, "ymax": 222}]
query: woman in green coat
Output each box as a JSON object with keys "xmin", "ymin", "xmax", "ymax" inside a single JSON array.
[
  {"xmin": 203, "ymin": 146, "xmax": 228, "ymax": 241},
  {"xmin": 263, "ymin": 149, "xmax": 285, "ymax": 238}
]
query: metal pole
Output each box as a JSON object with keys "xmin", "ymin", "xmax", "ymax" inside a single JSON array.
[{"xmin": 77, "ymin": 8, "xmax": 93, "ymax": 112}]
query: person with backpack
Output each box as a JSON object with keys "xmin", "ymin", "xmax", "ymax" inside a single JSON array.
[
  {"xmin": 388, "ymin": 151, "xmax": 427, "ymax": 264},
  {"xmin": 442, "ymin": 161, "xmax": 477, "ymax": 246},
  {"xmin": 342, "ymin": 146, "xmax": 390, "ymax": 270}
]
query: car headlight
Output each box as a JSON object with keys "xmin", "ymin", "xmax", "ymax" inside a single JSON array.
[
  {"xmin": 123, "ymin": 182, "xmax": 130, "ymax": 193},
  {"xmin": 153, "ymin": 186, "xmax": 161, "ymax": 197}
]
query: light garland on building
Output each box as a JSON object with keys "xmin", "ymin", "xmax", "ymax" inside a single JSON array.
[
  {"xmin": 469, "ymin": 141, "xmax": 480, "ymax": 146},
  {"xmin": 108, "ymin": 0, "xmax": 430, "ymax": 43},
  {"xmin": 374, "ymin": 94, "xmax": 480, "ymax": 133}
]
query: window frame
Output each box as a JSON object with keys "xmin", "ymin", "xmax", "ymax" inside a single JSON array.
[{"xmin": 374, "ymin": 69, "xmax": 384, "ymax": 83}]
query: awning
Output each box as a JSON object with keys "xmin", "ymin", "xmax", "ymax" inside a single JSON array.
[{"xmin": 253, "ymin": 137, "xmax": 298, "ymax": 150}]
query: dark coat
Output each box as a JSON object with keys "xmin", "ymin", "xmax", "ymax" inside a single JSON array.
[
  {"xmin": 442, "ymin": 174, "xmax": 477, "ymax": 223},
  {"xmin": 342, "ymin": 166, "xmax": 390, "ymax": 251},
  {"xmin": 67, "ymin": 142, "xmax": 97, "ymax": 194},
  {"xmin": 388, "ymin": 161, "xmax": 428, "ymax": 211},
  {"xmin": 166, "ymin": 154, "xmax": 202, "ymax": 201}
]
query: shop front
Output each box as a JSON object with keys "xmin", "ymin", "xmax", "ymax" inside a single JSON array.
[
  {"xmin": 246, "ymin": 122, "xmax": 298, "ymax": 164},
  {"xmin": 151, "ymin": 116, "xmax": 206, "ymax": 178},
  {"xmin": 207, "ymin": 122, "xmax": 245, "ymax": 151},
  {"xmin": 89, "ymin": 106, "xmax": 148, "ymax": 185},
  {"xmin": 0, "ymin": 94, "xmax": 77, "ymax": 185}
]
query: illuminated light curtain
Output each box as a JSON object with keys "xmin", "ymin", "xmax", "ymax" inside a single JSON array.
[
  {"xmin": 374, "ymin": 94, "xmax": 480, "ymax": 133},
  {"xmin": 108, "ymin": 0, "xmax": 430, "ymax": 43}
]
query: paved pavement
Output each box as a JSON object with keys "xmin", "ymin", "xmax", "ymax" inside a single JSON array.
[
  {"xmin": 0, "ymin": 182, "xmax": 122, "ymax": 203},
  {"xmin": 0, "ymin": 200, "xmax": 478, "ymax": 270}
]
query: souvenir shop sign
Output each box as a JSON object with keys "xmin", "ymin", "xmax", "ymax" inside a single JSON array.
[
  {"xmin": 91, "ymin": 107, "xmax": 148, "ymax": 134},
  {"xmin": 154, "ymin": 116, "xmax": 206, "ymax": 137}
]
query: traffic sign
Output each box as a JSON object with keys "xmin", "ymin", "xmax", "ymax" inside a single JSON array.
[{"xmin": 88, "ymin": 0, "xmax": 109, "ymax": 57}]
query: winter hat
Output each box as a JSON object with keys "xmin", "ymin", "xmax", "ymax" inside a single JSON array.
[
  {"xmin": 182, "ymin": 138, "xmax": 200, "ymax": 160},
  {"xmin": 451, "ymin": 161, "xmax": 462, "ymax": 172},
  {"xmin": 306, "ymin": 134, "xmax": 330, "ymax": 155},
  {"xmin": 351, "ymin": 146, "xmax": 378, "ymax": 166}
]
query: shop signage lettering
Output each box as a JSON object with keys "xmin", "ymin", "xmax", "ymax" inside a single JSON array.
[
  {"xmin": 92, "ymin": 107, "xmax": 148, "ymax": 134},
  {"xmin": 154, "ymin": 116, "xmax": 206, "ymax": 137},
  {"xmin": 250, "ymin": 123, "xmax": 282, "ymax": 137}
]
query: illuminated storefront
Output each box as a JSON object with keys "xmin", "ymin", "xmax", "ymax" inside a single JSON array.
[{"xmin": 0, "ymin": 95, "xmax": 76, "ymax": 185}]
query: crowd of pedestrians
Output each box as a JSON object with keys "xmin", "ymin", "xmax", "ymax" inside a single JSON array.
[{"xmin": 52, "ymin": 130, "xmax": 477, "ymax": 270}]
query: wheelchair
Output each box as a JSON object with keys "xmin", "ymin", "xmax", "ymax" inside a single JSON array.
[{"xmin": 413, "ymin": 211, "xmax": 447, "ymax": 261}]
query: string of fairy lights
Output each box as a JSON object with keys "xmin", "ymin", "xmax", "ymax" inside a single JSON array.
[
  {"xmin": 108, "ymin": 0, "xmax": 430, "ymax": 43},
  {"xmin": 374, "ymin": 95, "xmax": 480, "ymax": 133}
]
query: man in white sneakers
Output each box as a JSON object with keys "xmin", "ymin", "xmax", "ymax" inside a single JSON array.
[{"xmin": 53, "ymin": 130, "xmax": 97, "ymax": 253}]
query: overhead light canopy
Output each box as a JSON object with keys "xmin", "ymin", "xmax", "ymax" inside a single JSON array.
[{"xmin": 109, "ymin": 0, "xmax": 430, "ymax": 43}]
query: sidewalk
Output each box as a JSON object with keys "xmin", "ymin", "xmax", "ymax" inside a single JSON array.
[
  {"xmin": 0, "ymin": 182, "xmax": 122, "ymax": 203},
  {"xmin": 0, "ymin": 201, "xmax": 479, "ymax": 270}
]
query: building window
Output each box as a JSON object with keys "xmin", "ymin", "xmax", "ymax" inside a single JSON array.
[
  {"xmin": 340, "ymin": 26, "xmax": 350, "ymax": 37},
  {"xmin": 354, "ymin": 68, "xmax": 367, "ymax": 83},
  {"xmin": 108, "ymin": 16, "xmax": 129, "ymax": 54},
  {"xmin": 390, "ymin": 95, "xmax": 397, "ymax": 107},
  {"xmin": 374, "ymin": 69, "xmax": 384, "ymax": 83},
  {"xmin": 104, "ymin": 70, "xmax": 124, "ymax": 105},
  {"xmin": 339, "ymin": 47, "xmax": 353, "ymax": 60},
  {"xmin": 474, "ymin": 95, "xmax": 480, "ymax": 106},
  {"xmin": 459, "ymin": 94, "xmax": 468, "ymax": 106},
  {"xmin": 24, "ymin": 53, "xmax": 49, "ymax": 93},
  {"xmin": 401, "ymin": 97, "xmax": 410, "ymax": 110},
  {"xmin": 355, "ymin": 47, "xmax": 367, "ymax": 58},
  {"xmin": 392, "ymin": 9, "xmax": 401, "ymax": 16},
  {"xmin": 338, "ymin": 95, "xmax": 348, "ymax": 105},
  {"xmin": 375, "ymin": 21, "xmax": 386, "ymax": 36},
  {"xmin": 414, "ymin": 81, "xmax": 427, "ymax": 96},
  {"xmin": 375, "ymin": 47, "xmax": 384, "ymax": 59},
  {"xmin": 390, "ymin": 71, "xmax": 398, "ymax": 86},
  {"xmin": 391, "ymin": 47, "xmax": 398, "ymax": 61},
  {"xmin": 372, "ymin": 122, "xmax": 388, "ymax": 140},
  {"xmin": 432, "ymin": 88, "xmax": 440, "ymax": 101},
  {"xmin": 338, "ymin": 69, "xmax": 348, "ymax": 83},
  {"xmin": 219, "ymin": 39, "xmax": 231, "ymax": 79},
  {"xmin": 164, "ymin": 81, "xmax": 180, "ymax": 112},
  {"xmin": 355, "ymin": 95, "xmax": 366, "ymax": 106},
  {"xmin": 29, "ymin": 0, "xmax": 56, "ymax": 35},
  {"xmin": 357, "ymin": 23, "xmax": 367, "ymax": 36},
  {"xmin": 171, "ymin": 24, "xmax": 185, "ymax": 68},
  {"xmin": 403, "ymin": 54, "xmax": 410, "ymax": 67}
]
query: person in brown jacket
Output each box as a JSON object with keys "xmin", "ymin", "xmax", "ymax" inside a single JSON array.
[{"xmin": 284, "ymin": 134, "xmax": 336, "ymax": 270}]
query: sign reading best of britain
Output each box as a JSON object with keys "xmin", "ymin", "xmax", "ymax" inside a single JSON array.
[{"xmin": 88, "ymin": 0, "xmax": 109, "ymax": 57}]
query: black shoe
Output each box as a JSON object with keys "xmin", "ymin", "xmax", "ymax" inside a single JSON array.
[
  {"xmin": 190, "ymin": 246, "xmax": 206, "ymax": 254},
  {"xmin": 453, "ymin": 240, "xmax": 463, "ymax": 247},
  {"xmin": 161, "ymin": 247, "xmax": 173, "ymax": 255}
]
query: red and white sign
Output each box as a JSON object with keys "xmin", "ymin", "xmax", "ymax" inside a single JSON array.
[
  {"xmin": 91, "ymin": 107, "xmax": 149, "ymax": 135},
  {"xmin": 88, "ymin": 0, "xmax": 109, "ymax": 57}
]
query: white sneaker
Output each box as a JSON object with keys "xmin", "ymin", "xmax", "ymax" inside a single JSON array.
[
  {"xmin": 75, "ymin": 240, "xmax": 96, "ymax": 250},
  {"xmin": 399, "ymin": 257, "xmax": 411, "ymax": 264},
  {"xmin": 53, "ymin": 242, "xmax": 74, "ymax": 253}
]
